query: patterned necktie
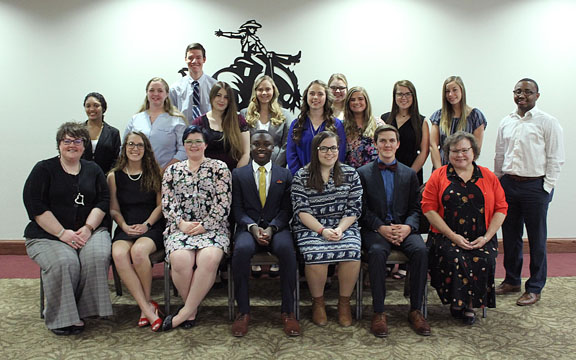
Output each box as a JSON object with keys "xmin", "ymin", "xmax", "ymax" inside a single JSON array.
[
  {"xmin": 192, "ymin": 81, "xmax": 201, "ymax": 119},
  {"xmin": 377, "ymin": 162, "xmax": 397, "ymax": 172},
  {"xmin": 258, "ymin": 166, "xmax": 266, "ymax": 207}
]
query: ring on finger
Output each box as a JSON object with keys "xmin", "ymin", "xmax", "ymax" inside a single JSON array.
[{"xmin": 72, "ymin": 241, "xmax": 76, "ymax": 245}]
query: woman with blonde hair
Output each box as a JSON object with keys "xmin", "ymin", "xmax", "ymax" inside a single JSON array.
[
  {"xmin": 192, "ymin": 81, "xmax": 250, "ymax": 170},
  {"xmin": 109, "ymin": 131, "xmax": 165, "ymax": 332},
  {"xmin": 343, "ymin": 86, "xmax": 384, "ymax": 168},
  {"xmin": 286, "ymin": 80, "xmax": 346, "ymax": 175},
  {"xmin": 429, "ymin": 76, "xmax": 486, "ymax": 169},
  {"xmin": 124, "ymin": 77, "xmax": 187, "ymax": 171},
  {"xmin": 240, "ymin": 75, "xmax": 292, "ymax": 166},
  {"xmin": 328, "ymin": 73, "xmax": 348, "ymax": 120}
]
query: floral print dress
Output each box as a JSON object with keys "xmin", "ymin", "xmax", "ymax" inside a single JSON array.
[
  {"xmin": 428, "ymin": 164, "xmax": 498, "ymax": 308},
  {"xmin": 345, "ymin": 117, "xmax": 384, "ymax": 168},
  {"xmin": 162, "ymin": 159, "xmax": 232, "ymax": 257}
]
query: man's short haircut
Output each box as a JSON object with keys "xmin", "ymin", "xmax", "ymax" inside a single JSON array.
[
  {"xmin": 373, "ymin": 124, "xmax": 400, "ymax": 143},
  {"xmin": 185, "ymin": 43, "xmax": 206, "ymax": 58},
  {"xmin": 251, "ymin": 130, "xmax": 275, "ymax": 145},
  {"xmin": 518, "ymin": 78, "xmax": 539, "ymax": 93}
]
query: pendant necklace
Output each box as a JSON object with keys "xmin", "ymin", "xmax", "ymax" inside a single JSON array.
[{"xmin": 60, "ymin": 158, "xmax": 84, "ymax": 206}]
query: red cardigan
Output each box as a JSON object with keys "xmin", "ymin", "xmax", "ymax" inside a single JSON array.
[{"xmin": 421, "ymin": 165, "xmax": 508, "ymax": 234}]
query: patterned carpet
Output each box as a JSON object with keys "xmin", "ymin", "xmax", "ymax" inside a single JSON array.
[{"xmin": 1, "ymin": 277, "xmax": 575, "ymax": 360}]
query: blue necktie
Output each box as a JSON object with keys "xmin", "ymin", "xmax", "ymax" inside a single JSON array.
[{"xmin": 192, "ymin": 81, "xmax": 201, "ymax": 119}]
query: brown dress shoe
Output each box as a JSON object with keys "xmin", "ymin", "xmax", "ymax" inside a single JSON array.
[
  {"xmin": 337, "ymin": 296, "xmax": 353, "ymax": 327},
  {"xmin": 371, "ymin": 312, "xmax": 388, "ymax": 338},
  {"xmin": 516, "ymin": 292, "xmax": 541, "ymax": 306},
  {"xmin": 231, "ymin": 313, "xmax": 250, "ymax": 337},
  {"xmin": 311, "ymin": 296, "xmax": 327, "ymax": 326},
  {"xmin": 281, "ymin": 313, "xmax": 300, "ymax": 337},
  {"xmin": 495, "ymin": 282, "xmax": 521, "ymax": 295},
  {"xmin": 408, "ymin": 310, "xmax": 431, "ymax": 336}
]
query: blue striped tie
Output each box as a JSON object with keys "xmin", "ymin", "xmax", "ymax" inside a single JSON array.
[{"xmin": 192, "ymin": 81, "xmax": 201, "ymax": 119}]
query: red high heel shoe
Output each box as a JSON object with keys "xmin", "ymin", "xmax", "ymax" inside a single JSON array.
[
  {"xmin": 138, "ymin": 300, "xmax": 162, "ymax": 328},
  {"xmin": 150, "ymin": 300, "xmax": 163, "ymax": 332}
]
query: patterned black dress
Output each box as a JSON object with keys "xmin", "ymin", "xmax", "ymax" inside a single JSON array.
[{"xmin": 428, "ymin": 164, "xmax": 498, "ymax": 308}]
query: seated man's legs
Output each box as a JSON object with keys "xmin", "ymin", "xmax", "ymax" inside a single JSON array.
[
  {"xmin": 399, "ymin": 233, "xmax": 428, "ymax": 311},
  {"xmin": 362, "ymin": 231, "xmax": 391, "ymax": 313},
  {"xmin": 232, "ymin": 231, "xmax": 257, "ymax": 315},
  {"xmin": 269, "ymin": 229, "xmax": 297, "ymax": 314}
]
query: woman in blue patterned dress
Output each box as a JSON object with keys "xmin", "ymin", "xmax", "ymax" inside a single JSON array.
[
  {"xmin": 291, "ymin": 131, "xmax": 362, "ymax": 327},
  {"xmin": 161, "ymin": 125, "xmax": 232, "ymax": 330}
]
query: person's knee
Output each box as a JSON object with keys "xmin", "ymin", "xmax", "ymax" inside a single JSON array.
[{"xmin": 130, "ymin": 243, "xmax": 152, "ymax": 266}]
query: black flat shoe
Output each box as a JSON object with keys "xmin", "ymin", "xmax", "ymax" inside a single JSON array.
[
  {"xmin": 162, "ymin": 315, "xmax": 174, "ymax": 332},
  {"xmin": 51, "ymin": 327, "xmax": 72, "ymax": 336},
  {"xmin": 70, "ymin": 325, "xmax": 85, "ymax": 335},
  {"xmin": 181, "ymin": 319, "xmax": 196, "ymax": 329},
  {"xmin": 450, "ymin": 306, "xmax": 465, "ymax": 319},
  {"xmin": 463, "ymin": 309, "xmax": 476, "ymax": 325}
]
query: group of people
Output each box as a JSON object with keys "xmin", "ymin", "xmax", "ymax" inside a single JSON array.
[{"xmin": 23, "ymin": 41, "xmax": 564, "ymax": 340}]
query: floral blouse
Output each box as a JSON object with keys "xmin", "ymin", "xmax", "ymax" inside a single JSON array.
[{"xmin": 345, "ymin": 117, "xmax": 385, "ymax": 168}]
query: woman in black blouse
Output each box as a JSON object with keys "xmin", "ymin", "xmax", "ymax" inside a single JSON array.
[{"xmin": 23, "ymin": 122, "xmax": 112, "ymax": 336}]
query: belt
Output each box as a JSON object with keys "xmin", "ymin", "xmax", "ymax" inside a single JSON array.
[{"xmin": 506, "ymin": 175, "xmax": 545, "ymax": 182}]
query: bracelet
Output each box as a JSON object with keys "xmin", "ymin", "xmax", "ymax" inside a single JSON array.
[
  {"xmin": 56, "ymin": 228, "xmax": 65, "ymax": 238},
  {"xmin": 84, "ymin": 223, "xmax": 94, "ymax": 233},
  {"xmin": 318, "ymin": 227, "xmax": 325, "ymax": 235}
]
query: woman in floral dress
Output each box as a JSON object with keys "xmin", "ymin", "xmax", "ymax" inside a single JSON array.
[{"xmin": 161, "ymin": 125, "xmax": 232, "ymax": 330}]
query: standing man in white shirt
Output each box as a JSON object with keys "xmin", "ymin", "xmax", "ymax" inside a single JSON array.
[
  {"xmin": 494, "ymin": 78, "xmax": 565, "ymax": 306},
  {"xmin": 170, "ymin": 43, "xmax": 217, "ymax": 124}
]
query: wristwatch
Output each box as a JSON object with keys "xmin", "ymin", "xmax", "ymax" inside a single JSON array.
[{"xmin": 145, "ymin": 222, "xmax": 152, "ymax": 230}]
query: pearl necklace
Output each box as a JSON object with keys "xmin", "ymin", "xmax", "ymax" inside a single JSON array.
[{"xmin": 126, "ymin": 167, "xmax": 142, "ymax": 181}]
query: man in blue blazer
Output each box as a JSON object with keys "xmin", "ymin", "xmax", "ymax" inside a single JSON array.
[
  {"xmin": 357, "ymin": 124, "xmax": 430, "ymax": 337},
  {"xmin": 230, "ymin": 130, "xmax": 299, "ymax": 337}
]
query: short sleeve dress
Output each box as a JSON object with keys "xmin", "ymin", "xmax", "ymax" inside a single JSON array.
[
  {"xmin": 111, "ymin": 170, "xmax": 165, "ymax": 249},
  {"xmin": 291, "ymin": 164, "xmax": 363, "ymax": 264},
  {"xmin": 162, "ymin": 159, "xmax": 232, "ymax": 257}
]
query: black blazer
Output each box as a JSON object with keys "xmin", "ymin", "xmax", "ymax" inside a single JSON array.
[
  {"xmin": 357, "ymin": 159, "xmax": 420, "ymax": 232},
  {"xmin": 232, "ymin": 161, "xmax": 292, "ymax": 231},
  {"xmin": 83, "ymin": 121, "xmax": 121, "ymax": 174}
]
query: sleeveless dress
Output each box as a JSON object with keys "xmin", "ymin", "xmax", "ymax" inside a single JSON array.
[{"xmin": 112, "ymin": 170, "xmax": 165, "ymax": 249}]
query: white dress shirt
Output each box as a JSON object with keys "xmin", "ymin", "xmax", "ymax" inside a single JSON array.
[{"xmin": 247, "ymin": 160, "xmax": 272, "ymax": 231}]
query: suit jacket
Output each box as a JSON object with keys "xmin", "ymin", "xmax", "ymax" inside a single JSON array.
[
  {"xmin": 232, "ymin": 161, "xmax": 292, "ymax": 231},
  {"xmin": 83, "ymin": 121, "xmax": 121, "ymax": 174},
  {"xmin": 357, "ymin": 159, "xmax": 420, "ymax": 232}
]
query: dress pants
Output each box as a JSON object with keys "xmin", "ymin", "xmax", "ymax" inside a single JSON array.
[
  {"xmin": 501, "ymin": 175, "xmax": 552, "ymax": 294},
  {"xmin": 362, "ymin": 231, "xmax": 428, "ymax": 313},
  {"xmin": 232, "ymin": 229, "xmax": 297, "ymax": 314}
]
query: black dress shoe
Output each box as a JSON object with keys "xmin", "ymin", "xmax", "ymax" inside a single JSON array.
[
  {"xmin": 51, "ymin": 327, "xmax": 72, "ymax": 336},
  {"xmin": 70, "ymin": 325, "xmax": 85, "ymax": 335},
  {"xmin": 181, "ymin": 320, "xmax": 196, "ymax": 329},
  {"xmin": 162, "ymin": 315, "xmax": 174, "ymax": 332}
]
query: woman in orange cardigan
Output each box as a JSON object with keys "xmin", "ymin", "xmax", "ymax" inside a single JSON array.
[{"xmin": 422, "ymin": 131, "xmax": 507, "ymax": 325}]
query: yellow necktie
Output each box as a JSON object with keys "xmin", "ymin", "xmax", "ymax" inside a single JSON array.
[{"xmin": 258, "ymin": 166, "xmax": 266, "ymax": 207}]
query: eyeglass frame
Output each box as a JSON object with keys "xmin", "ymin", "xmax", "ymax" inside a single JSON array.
[
  {"xmin": 126, "ymin": 141, "xmax": 145, "ymax": 149},
  {"xmin": 317, "ymin": 145, "xmax": 339, "ymax": 153}
]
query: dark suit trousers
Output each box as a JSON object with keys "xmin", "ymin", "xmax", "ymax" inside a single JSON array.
[
  {"xmin": 362, "ymin": 231, "xmax": 428, "ymax": 313},
  {"xmin": 501, "ymin": 175, "xmax": 552, "ymax": 294},
  {"xmin": 232, "ymin": 229, "xmax": 297, "ymax": 314}
]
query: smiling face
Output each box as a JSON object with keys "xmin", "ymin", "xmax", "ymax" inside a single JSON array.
[
  {"xmin": 514, "ymin": 80, "xmax": 540, "ymax": 116},
  {"xmin": 256, "ymin": 79, "xmax": 274, "ymax": 106},
  {"xmin": 376, "ymin": 130, "xmax": 399, "ymax": 163},
  {"xmin": 250, "ymin": 132, "xmax": 274, "ymax": 166},
  {"xmin": 184, "ymin": 132, "xmax": 206, "ymax": 161},
  {"xmin": 348, "ymin": 90, "xmax": 367, "ymax": 115},
  {"xmin": 211, "ymin": 88, "xmax": 229, "ymax": 112},
  {"xmin": 147, "ymin": 81, "xmax": 168, "ymax": 108},
  {"xmin": 84, "ymin": 96, "xmax": 104, "ymax": 122},
  {"xmin": 59, "ymin": 135, "xmax": 85, "ymax": 162},
  {"xmin": 395, "ymin": 85, "xmax": 413, "ymax": 111},
  {"xmin": 185, "ymin": 49, "xmax": 205, "ymax": 77},
  {"xmin": 445, "ymin": 81, "xmax": 462, "ymax": 106},
  {"xmin": 317, "ymin": 136, "xmax": 339, "ymax": 168},
  {"xmin": 448, "ymin": 138, "xmax": 474, "ymax": 170},
  {"xmin": 125, "ymin": 134, "xmax": 145, "ymax": 163},
  {"xmin": 329, "ymin": 79, "xmax": 347, "ymax": 103},
  {"xmin": 307, "ymin": 84, "xmax": 327, "ymax": 111}
]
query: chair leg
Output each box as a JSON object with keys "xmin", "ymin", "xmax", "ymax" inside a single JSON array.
[
  {"xmin": 111, "ymin": 261, "xmax": 123, "ymax": 296},
  {"xmin": 295, "ymin": 263, "xmax": 300, "ymax": 320},
  {"xmin": 227, "ymin": 261, "xmax": 234, "ymax": 321},
  {"xmin": 164, "ymin": 261, "xmax": 171, "ymax": 315},
  {"xmin": 356, "ymin": 268, "xmax": 363, "ymax": 320},
  {"xmin": 40, "ymin": 272, "xmax": 44, "ymax": 319},
  {"xmin": 403, "ymin": 268, "xmax": 410, "ymax": 298}
]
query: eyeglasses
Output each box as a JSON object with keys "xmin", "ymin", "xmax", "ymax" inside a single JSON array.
[
  {"xmin": 395, "ymin": 92, "xmax": 413, "ymax": 98},
  {"xmin": 127, "ymin": 142, "xmax": 145, "ymax": 149},
  {"xmin": 513, "ymin": 89, "xmax": 536, "ymax": 96},
  {"xmin": 329, "ymin": 86, "xmax": 347, "ymax": 92},
  {"xmin": 184, "ymin": 139, "xmax": 205, "ymax": 145},
  {"xmin": 61, "ymin": 138, "xmax": 83, "ymax": 146},
  {"xmin": 318, "ymin": 146, "xmax": 339, "ymax": 153},
  {"xmin": 449, "ymin": 147, "xmax": 472, "ymax": 155}
]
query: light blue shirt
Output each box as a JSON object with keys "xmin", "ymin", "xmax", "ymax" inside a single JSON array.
[
  {"xmin": 169, "ymin": 73, "xmax": 217, "ymax": 124},
  {"xmin": 124, "ymin": 111, "xmax": 187, "ymax": 169}
]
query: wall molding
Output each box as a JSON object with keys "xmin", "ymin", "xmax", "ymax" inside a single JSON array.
[{"xmin": 2, "ymin": 238, "xmax": 576, "ymax": 255}]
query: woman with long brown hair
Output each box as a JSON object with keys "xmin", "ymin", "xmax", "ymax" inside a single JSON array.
[
  {"xmin": 191, "ymin": 81, "xmax": 250, "ymax": 170},
  {"xmin": 108, "ymin": 131, "xmax": 165, "ymax": 332}
]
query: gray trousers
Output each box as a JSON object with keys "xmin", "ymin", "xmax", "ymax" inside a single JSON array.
[{"xmin": 26, "ymin": 229, "xmax": 113, "ymax": 329}]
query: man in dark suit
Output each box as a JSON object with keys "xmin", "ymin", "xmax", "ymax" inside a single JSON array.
[
  {"xmin": 357, "ymin": 124, "xmax": 430, "ymax": 337},
  {"xmin": 230, "ymin": 130, "xmax": 299, "ymax": 337}
]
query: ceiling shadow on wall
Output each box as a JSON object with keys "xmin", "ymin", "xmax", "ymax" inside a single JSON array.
[{"xmin": 3, "ymin": 0, "xmax": 97, "ymax": 21}]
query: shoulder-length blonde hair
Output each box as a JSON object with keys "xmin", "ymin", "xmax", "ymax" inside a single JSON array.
[
  {"xmin": 244, "ymin": 75, "xmax": 286, "ymax": 128},
  {"xmin": 292, "ymin": 80, "xmax": 335, "ymax": 144},
  {"xmin": 440, "ymin": 76, "xmax": 471, "ymax": 136},
  {"xmin": 210, "ymin": 81, "xmax": 244, "ymax": 161},
  {"xmin": 343, "ymin": 86, "xmax": 378, "ymax": 140},
  {"xmin": 138, "ymin": 77, "xmax": 185, "ymax": 120}
]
